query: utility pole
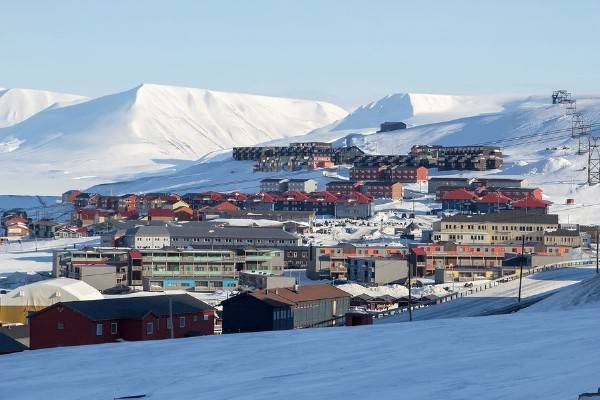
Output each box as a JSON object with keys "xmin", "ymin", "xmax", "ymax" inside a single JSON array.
[
  {"xmin": 596, "ymin": 225, "xmax": 600, "ymax": 273},
  {"xmin": 169, "ymin": 295, "xmax": 174, "ymax": 339},
  {"xmin": 407, "ymin": 259, "xmax": 413, "ymax": 322},
  {"xmin": 517, "ymin": 235, "xmax": 526, "ymax": 303}
]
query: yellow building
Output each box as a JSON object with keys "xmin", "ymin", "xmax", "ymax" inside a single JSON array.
[{"xmin": 432, "ymin": 211, "xmax": 559, "ymax": 245}]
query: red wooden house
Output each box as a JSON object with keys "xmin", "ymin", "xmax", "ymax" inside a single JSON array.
[{"xmin": 29, "ymin": 294, "xmax": 215, "ymax": 350}]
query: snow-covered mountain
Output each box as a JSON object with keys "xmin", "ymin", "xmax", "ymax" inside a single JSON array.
[
  {"xmin": 0, "ymin": 84, "xmax": 347, "ymax": 194},
  {"xmin": 332, "ymin": 92, "xmax": 530, "ymax": 130},
  {"xmin": 0, "ymin": 88, "xmax": 86, "ymax": 128}
]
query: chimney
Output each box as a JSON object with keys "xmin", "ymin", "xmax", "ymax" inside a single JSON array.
[
  {"xmin": 293, "ymin": 283, "xmax": 299, "ymax": 292},
  {"xmin": 275, "ymin": 289, "xmax": 279, "ymax": 295}
]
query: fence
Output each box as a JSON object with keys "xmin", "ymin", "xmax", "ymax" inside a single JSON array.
[{"xmin": 370, "ymin": 258, "xmax": 594, "ymax": 319}]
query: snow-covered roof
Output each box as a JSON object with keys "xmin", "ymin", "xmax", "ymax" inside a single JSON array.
[{"xmin": 0, "ymin": 278, "xmax": 103, "ymax": 307}]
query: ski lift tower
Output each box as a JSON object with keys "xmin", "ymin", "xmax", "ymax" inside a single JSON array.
[
  {"xmin": 588, "ymin": 137, "xmax": 600, "ymax": 185},
  {"xmin": 572, "ymin": 112, "xmax": 592, "ymax": 155},
  {"xmin": 552, "ymin": 90, "xmax": 571, "ymax": 104}
]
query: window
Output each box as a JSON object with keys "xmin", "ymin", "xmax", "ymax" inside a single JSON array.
[
  {"xmin": 167, "ymin": 319, "xmax": 172, "ymax": 329},
  {"xmin": 111, "ymin": 322, "xmax": 118, "ymax": 335},
  {"xmin": 96, "ymin": 323, "xmax": 103, "ymax": 336},
  {"xmin": 57, "ymin": 322, "xmax": 64, "ymax": 330},
  {"xmin": 146, "ymin": 322, "xmax": 154, "ymax": 335},
  {"xmin": 193, "ymin": 315, "xmax": 198, "ymax": 322},
  {"xmin": 203, "ymin": 314, "xmax": 209, "ymax": 321},
  {"xmin": 179, "ymin": 316, "xmax": 186, "ymax": 328}
]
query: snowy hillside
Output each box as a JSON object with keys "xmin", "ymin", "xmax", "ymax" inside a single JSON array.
[
  {"xmin": 2, "ymin": 303, "xmax": 600, "ymax": 399},
  {"xmin": 0, "ymin": 88, "xmax": 85, "ymax": 128},
  {"xmin": 332, "ymin": 92, "xmax": 529, "ymax": 130},
  {"xmin": 0, "ymin": 84, "xmax": 347, "ymax": 194}
]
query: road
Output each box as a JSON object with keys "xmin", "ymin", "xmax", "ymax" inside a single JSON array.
[{"xmin": 377, "ymin": 265, "xmax": 596, "ymax": 323}]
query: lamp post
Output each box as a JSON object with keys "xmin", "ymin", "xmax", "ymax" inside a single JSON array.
[
  {"xmin": 596, "ymin": 225, "xmax": 600, "ymax": 273},
  {"xmin": 161, "ymin": 290, "xmax": 174, "ymax": 339},
  {"xmin": 517, "ymin": 235, "xmax": 526, "ymax": 303}
]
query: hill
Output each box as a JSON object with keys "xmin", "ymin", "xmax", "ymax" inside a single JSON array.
[
  {"xmin": 1, "ymin": 301, "xmax": 599, "ymax": 399},
  {"xmin": 0, "ymin": 84, "xmax": 347, "ymax": 194},
  {"xmin": 0, "ymin": 87, "xmax": 85, "ymax": 129}
]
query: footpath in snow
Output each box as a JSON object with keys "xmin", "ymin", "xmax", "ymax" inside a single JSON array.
[{"xmin": 377, "ymin": 265, "xmax": 596, "ymax": 323}]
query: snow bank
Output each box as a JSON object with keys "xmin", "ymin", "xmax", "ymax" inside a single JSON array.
[{"xmin": 2, "ymin": 303, "xmax": 600, "ymax": 399}]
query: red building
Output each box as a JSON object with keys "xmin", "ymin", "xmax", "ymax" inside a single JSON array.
[
  {"xmin": 29, "ymin": 294, "xmax": 215, "ymax": 350},
  {"xmin": 384, "ymin": 166, "xmax": 428, "ymax": 183},
  {"xmin": 511, "ymin": 195, "xmax": 550, "ymax": 214},
  {"xmin": 326, "ymin": 180, "xmax": 364, "ymax": 196},
  {"xmin": 360, "ymin": 181, "xmax": 403, "ymax": 200},
  {"xmin": 350, "ymin": 166, "xmax": 386, "ymax": 181}
]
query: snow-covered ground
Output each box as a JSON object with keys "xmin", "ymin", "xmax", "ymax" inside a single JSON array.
[
  {"xmin": 0, "ymin": 237, "xmax": 100, "ymax": 275},
  {"xmin": 2, "ymin": 291, "xmax": 600, "ymax": 399},
  {"xmin": 378, "ymin": 265, "xmax": 596, "ymax": 323}
]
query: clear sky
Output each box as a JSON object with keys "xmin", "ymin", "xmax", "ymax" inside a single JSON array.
[{"xmin": 2, "ymin": 0, "xmax": 599, "ymax": 109}]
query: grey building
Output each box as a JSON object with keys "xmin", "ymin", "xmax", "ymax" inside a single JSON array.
[
  {"xmin": 120, "ymin": 221, "xmax": 301, "ymax": 250},
  {"xmin": 221, "ymin": 284, "xmax": 351, "ymax": 333},
  {"xmin": 286, "ymin": 178, "xmax": 318, "ymax": 193},
  {"xmin": 347, "ymin": 257, "xmax": 409, "ymax": 285},
  {"xmin": 66, "ymin": 264, "xmax": 118, "ymax": 291},
  {"xmin": 260, "ymin": 178, "xmax": 289, "ymax": 193},
  {"xmin": 428, "ymin": 177, "xmax": 474, "ymax": 194},
  {"xmin": 475, "ymin": 177, "xmax": 524, "ymax": 188},
  {"xmin": 238, "ymin": 271, "xmax": 296, "ymax": 290},
  {"xmin": 334, "ymin": 202, "xmax": 373, "ymax": 219}
]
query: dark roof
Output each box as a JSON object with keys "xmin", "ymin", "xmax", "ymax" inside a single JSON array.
[
  {"xmin": 0, "ymin": 333, "xmax": 28, "ymax": 354},
  {"xmin": 545, "ymin": 228, "xmax": 580, "ymax": 237},
  {"xmin": 224, "ymin": 284, "xmax": 350, "ymax": 307},
  {"xmin": 33, "ymin": 294, "xmax": 213, "ymax": 321},
  {"xmin": 441, "ymin": 211, "xmax": 558, "ymax": 224},
  {"xmin": 353, "ymin": 293, "xmax": 374, "ymax": 301},
  {"xmin": 128, "ymin": 222, "xmax": 299, "ymax": 241},
  {"xmin": 260, "ymin": 178, "xmax": 288, "ymax": 183},
  {"xmin": 288, "ymin": 178, "xmax": 316, "ymax": 183},
  {"xmin": 429, "ymin": 177, "xmax": 472, "ymax": 182}
]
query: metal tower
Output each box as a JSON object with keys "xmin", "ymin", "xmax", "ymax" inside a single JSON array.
[
  {"xmin": 572, "ymin": 112, "xmax": 592, "ymax": 154},
  {"xmin": 552, "ymin": 90, "xmax": 571, "ymax": 104},
  {"xmin": 588, "ymin": 137, "xmax": 600, "ymax": 185}
]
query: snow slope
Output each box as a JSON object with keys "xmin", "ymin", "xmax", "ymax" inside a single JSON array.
[
  {"xmin": 524, "ymin": 273, "xmax": 600, "ymax": 313},
  {"xmin": 0, "ymin": 88, "xmax": 86, "ymax": 128},
  {"xmin": 0, "ymin": 84, "xmax": 347, "ymax": 194},
  {"xmin": 2, "ymin": 302, "xmax": 600, "ymax": 399},
  {"xmin": 332, "ymin": 92, "xmax": 528, "ymax": 130}
]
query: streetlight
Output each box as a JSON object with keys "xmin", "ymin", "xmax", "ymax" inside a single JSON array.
[
  {"xmin": 517, "ymin": 235, "xmax": 526, "ymax": 303},
  {"xmin": 160, "ymin": 290, "xmax": 175, "ymax": 339}
]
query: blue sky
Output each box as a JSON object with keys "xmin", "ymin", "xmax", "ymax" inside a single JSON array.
[{"xmin": 2, "ymin": 0, "xmax": 599, "ymax": 109}]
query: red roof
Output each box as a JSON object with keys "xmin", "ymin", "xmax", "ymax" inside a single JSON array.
[
  {"xmin": 280, "ymin": 191, "xmax": 311, "ymax": 202},
  {"xmin": 477, "ymin": 192, "xmax": 512, "ymax": 204},
  {"xmin": 210, "ymin": 201, "xmax": 240, "ymax": 211},
  {"xmin": 225, "ymin": 192, "xmax": 248, "ymax": 201},
  {"xmin": 247, "ymin": 192, "xmax": 276, "ymax": 203},
  {"xmin": 512, "ymin": 196, "xmax": 550, "ymax": 208},
  {"xmin": 411, "ymin": 247, "xmax": 427, "ymax": 256},
  {"xmin": 308, "ymin": 191, "xmax": 339, "ymax": 203},
  {"xmin": 336, "ymin": 191, "xmax": 372, "ymax": 204},
  {"xmin": 199, "ymin": 191, "xmax": 224, "ymax": 201},
  {"xmin": 148, "ymin": 208, "xmax": 174, "ymax": 217},
  {"xmin": 129, "ymin": 250, "xmax": 142, "ymax": 259},
  {"xmin": 441, "ymin": 188, "xmax": 479, "ymax": 201}
]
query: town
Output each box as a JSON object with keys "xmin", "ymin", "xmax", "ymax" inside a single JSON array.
[
  {"xmin": 3, "ymin": 4, "xmax": 600, "ymax": 398},
  {"xmin": 0, "ymin": 128, "xmax": 593, "ymax": 354}
]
